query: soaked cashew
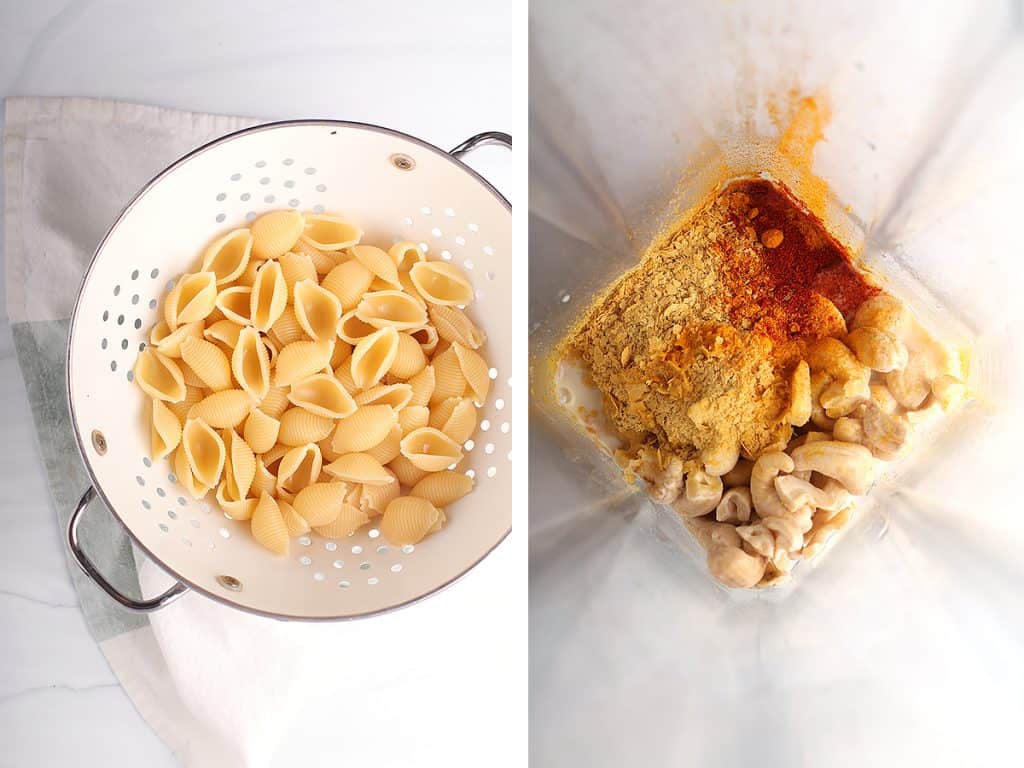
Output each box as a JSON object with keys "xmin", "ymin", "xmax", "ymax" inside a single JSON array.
[
  {"xmin": 647, "ymin": 454, "xmax": 685, "ymax": 504},
  {"xmin": 686, "ymin": 516, "xmax": 741, "ymax": 550},
  {"xmin": 783, "ymin": 360, "xmax": 812, "ymax": 426},
  {"xmin": 774, "ymin": 474, "xmax": 852, "ymax": 513},
  {"xmin": 810, "ymin": 370, "xmax": 836, "ymax": 430},
  {"xmin": 750, "ymin": 451, "xmax": 794, "ymax": 518},
  {"xmin": 790, "ymin": 440, "xmax": 875, "ymax": 495},
  {"xmin": 671, "ymin": 469, "xmax": 723, "ymax": 518},
  {"xmin": 807, "ymin": 337, "xmax": 871, "ymax": 383},
  {"xmin": 706, "ymin": 545, "xmax": 767, "ymax": 588},
  {"xmin": 762, "ymin": 515, "xmax": 805, "ymax": 553},
  {"xmin": 702, "ymin": 440, "xmax": 740, "ymax": 477},
  {"xmin": 861, "ymin": 401, "xmax": 909, "ymax": 460},
  {"xmin": 736, "ymin": 522, "xmax": 774, "ymax": 558},
  {"xmin": 820, "ymin": 376, "xmax": 871, "ymax": 419},
  {"xmin": 722, "ymin": 458, "xmax": 754, "ymax": 488},
  {"xmin": 716, "ymin": 486, "xmax": 753, "ymax": 524},
  {"xmin": 847, "ymin": 326, "xmax": 909, "ymax": 373},
  {"xmin": 788, "ymin": 431, "xmax": 832, "ymax": 450},
  {"xmin": 832, "ymin": 416, "xmax": 865, "ymax": 444},
  {"xmin": 885, "ymin": 354, "xmax": 932, "ymax": 410},
  {"xmin": 802, "ymin": 507, "xmax": 852, "ymax": 561},
  {"xmin": 851, "ymin": 294, "xmax": 911, "ymax": 338},
  {"xmin": 869, "ymin": 382, "xmax": 900, "ymax": 414}
]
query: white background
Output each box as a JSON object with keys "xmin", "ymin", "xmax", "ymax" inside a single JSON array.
[{"xmin": 0, "ymin": 1, "xmax": 526, "ymax": 766}]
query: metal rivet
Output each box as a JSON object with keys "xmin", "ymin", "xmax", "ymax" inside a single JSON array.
[
  {"xmin": 91, "ymin": 430, "xmax": 107, "ymax": 455},
  {"xmin": 390, "ymin": 153, "xmax": 415, "ymax": 171},
  {"xmin": 216, "ymin": 574, "xmax": 242, "ymax": 592}
]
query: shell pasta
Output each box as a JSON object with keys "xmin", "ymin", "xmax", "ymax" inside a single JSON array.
[{"xmin": 132, "ymin": 210, "xmax": 492, "ymax": 554}]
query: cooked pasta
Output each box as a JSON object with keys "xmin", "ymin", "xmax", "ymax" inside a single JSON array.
[{"xmin": 134, "ymin": 209, "xmax": 495, "ymax": 554}]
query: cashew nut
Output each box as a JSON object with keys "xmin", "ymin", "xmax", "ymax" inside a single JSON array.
[
  {"xmin": 810, "ymin": 370, "xmax": 836, "ymax": 430},
  {"xmin": 788, "ymin": 431, "xmax": 832, "ymax": 450},
  {"xmin": 762, "ymin": 515, "xmax": 805, "ymax": 553},
  {"xmin": 860, "ymin": 401, "xmax": 909, "ymax": 460},
  {"xmin": 722, "ymin": 458, "xmax": 754, "ymax": 488},
  {"xmin": 832, "ymin": 416, "xmax": 864, "ymax": 444},
  {"xmin": 701, "ymin": 440, "xmax": 740, "ymax": 477},
  {"xmin": 671, "ymin": 469, "xmax": 723, "ymax": 518},
  {"xmin": 686, "ymin": 516, "xmax": 741, "ymax": 550},
  {"xmin": 820, "ymin": 376, "xmax": 871, "ymax": 418},
  {"xmin": 647, "ymin": 454, "xmax": 685, "ymax": 504},
  {"xmin": 736, "ymin": 522, "xmax": 774, "ymax": 558},
  {"xmin": 851, "ymin": 294, "xmax": 911, "ymax": 338},
  {"xmin": 750, "ymin": 451, "xmax": 794, "ymax": 518},
  {"xmin": 783, "ymin": 360, "xmax": 812, "ymax": 426},
  {"xmin": 706, "ymin": 545, "xmax": 767, "ymax": 588},
  {"xmin": 806, "ymin": 337, "xmax": 871, "ymax": 383},
  {"xmin": 790, "ymin": 440, "xmax": 876, "ymax": 495},
  {"xmin": 885, "ymin": 353, "xmax": 932, "ymax": 410},
  {"xmin": 716, "ymin": 486, "xmax": 753, "ymax": 524},
  {"xmin": 846, "ymin": 326, "xmax": 909, "ymax": 373},
  {"xmin": 774, "ymin": 474, "xmax": 852, "ymax": 513},
  {"xmin": 869, "ymin": 382, "xmax": 900, "ymax": 414},
  {"xmin": 802, "ymin": 507, "xmax": 852, "ymax": 560}
]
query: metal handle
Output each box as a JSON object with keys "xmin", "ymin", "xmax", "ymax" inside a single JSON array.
[
  {"xmin": 449, "ymin": 131, "xmax": 512, "ymax": 158},
  {"xmin": 67, "ymin": 486, "xmax": 188, "ymax": 612}
]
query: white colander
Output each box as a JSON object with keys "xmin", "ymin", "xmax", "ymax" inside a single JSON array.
[{"xmin": 65, "ymin": 121, "xmax": 512, "ymax": 620}]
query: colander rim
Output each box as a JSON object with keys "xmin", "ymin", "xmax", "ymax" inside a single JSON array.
[{"xmin": 65, "ymin": 118, "xmax": 512, "ymax": 621}]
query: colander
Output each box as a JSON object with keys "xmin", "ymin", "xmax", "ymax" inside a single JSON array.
[{"xmin": 64, "ymin": 121, "xmax": 513, "ymax": 620}]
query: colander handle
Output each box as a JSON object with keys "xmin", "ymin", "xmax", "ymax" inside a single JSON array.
[
  {"xmin": 449, "ymin": 131, "xmax": 512, "ymax": 158},
  {"xmin": 67, "ymin": 486, "xmax": 189, "ymax": 612}
]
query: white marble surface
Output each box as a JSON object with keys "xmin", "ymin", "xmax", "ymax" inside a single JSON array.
[{"xmin": 0, "ymin": 2, "xmax": 517, "ymax": 765}]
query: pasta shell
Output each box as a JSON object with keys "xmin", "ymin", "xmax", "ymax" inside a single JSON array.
[
  {"xmin": 359, "ymin": 473, "xmax": 401, "ymax": 516},
  {"xmin": 278, "ymin": 251, "xmax": 317, "ymax": 296},
  {"xmin": 293, "ymin": 279, "xmax": 342, "ymax": 341},
  {"xmin": 188, "ymin": 389, "xmax": 254, "ymax": 429},
  {"xmin": 232, "ymin": 327, "xmax": 272, "ymax": 400},
  {"xmin": 355, "ymin": 290, "xmax": 427, "ymax": 331},
  {"xmin": 215, "ymin": 286, "xmax": 252, "ymax": 325},
  {"xmin": 180, "ymin": 336, "xmax": 233, "ymax": 391},
  {"xmin": 317, "ymin": 436, "xmax": 342, "ymax": 462},
  {"xmin": 312, "ymin": 504, "xmax": 370, "ymax": 538},
  {"xmin": 202, "ymin": 229, "xmax": 253, "ymax": 285},
  {"xmin": 291, "ymin": 238, "xmax": 340, "ymax": 275},
  {"xmin": 250, "ymin": 456, "xmax": 277, "ymax": 497},
  {"xmin": 409, "ymin": 261, "xmax": 474, "ymax": 306},
  {"xmin": 166, "ymin": 385, "xmax": 203, "ymax": 422},
  {"xmin": 429, "ymin": 305, "xmax": 487, "ymax": 349},
  {"xmin": 429, "ymin": 347, "xmax": 467, "ymax": 404},
  {"xmin": 398, "ymin": 271, "xmax": 424, "ymax": 302},
  {"xmin": 364, "ymin": 424, "xmax": 403, "ymax": 465},
  {"xmin": 398, "ymin": 405, "xmax": 430, "ymax": 435},
  {"xmin": 293, "ymin": 482, "xmax": 348, "ymax": 526},
  {"xmin": 216, "ymin": 487, "xmax": 258, "ymax": 521},
  {"xmin": 274, "ymin": 339, "xmax": 334, "ymax": 387},
  {"xmin": 332, "ymin": 405, "xmax": 397, "ymax": 453},
  {"xmin": 337, "ymin": 309, "xmax": 378, "ymax": 345},
  {"xmin": 430, "ymin": 397, "xmax": 478, "ymax": 444},
  {"xmin": 288, "ymin": 373, "xmax": 357, "ymax": 419},
  {"xmin": 276, "ymin": 443, "xmax": 323, "ymax": 495},
  {"xmin": 388, "ymin": 333, "xmax": 427, "ymax": 379},
  {"xmin": 301, "ymin": 214, "xmax": 362, "ymax": 250},
  {"xmin": 389, "ymin": 241, "xmax": 426, "ymax": 271},
  {"xmin": 262, "ymin": 442, "xmax": 290, "ymax": 471},
  {"xmin": 151, "ymin": 399, "xmax": 182, "ymax": 460},
  {"xmin": 177, "ymin": 360, "xmax": 207, "ymax": 388},
  {"xmin": 453, "ymin": 342, "xmax": 491, "ymax": 403},
  {"xmin": 409, "ymin": 324, "xmax": 440, "ymax": 355},
  {"xmin": 271, "ymin": 306, "xmax": 307, "ymax": 347},
  {"xmin": 260, "ymin": 385, "xmax": 291, "ymax": 419},
  {"xmin": 410, "ymin": 470, "xmax": 474, "ymax": 508},
  {"xmin": 204, "ymin": 319, "xmax": 244, "ymax": 349},
  {"xmin": 235, "ymin": 258, "xmax": 265, "ymax": 288},
  {"xmin": 154, "ymin": 321, "xmax": 204, "ymax": 358},
  {"xmin": 182, "ymin": 418, "xmax": 226, "ymax": 489},
  {"xmin": 323, "ymin": 453, "xmax": 396, "ymax": 486},
  {"xmin": 251, "ymin": 493, "xmax": 289, "ymax": 555},
  {"xmin": 387, "ymin": 454, "xmax": 429, "ymax": 486},
  {"xmin": 251, "ymin": 209, "xmax": 304, "ymax": 260},
  {"xmin": 278, "ymin": 407, "xmax": 336, "ymax": 446},
  {"xmin": 220, "ymin": 428, "xmax": 256, "ymax": 501},
  {"xmin": 244, "ymin": 408, "xmax": 281, "ymax": 454},
  {"xmin": 279, "ymin": 498, "xmax": 310, "ymax": 536},
  {"xmin": 355, "ymin": 383, "xmax": 413, "ymax": 410},
  {"xmin": 250, "ymin": 261, "xmax": 288, "ymax": 331},
  {"xmin": 321, "ymin": 260, "xmax": 374, "ymax": 311},
  {"xmin": 350, "ymin": 327, "xmax": 399, "ymax": 389},
  {"xmin": 407, "ymin": 365, "xmax": 436, "ymax": 407},
  {"xmin": 380, "ymin": 497, "xmax": 444, "ymax": 545},
  {"xmin": 174, "ymin": 443, "xmax": 211, "ymax": 499},
  {"xmin": 164, "ymin": 272, "xmax": 218, "ymax": 328},
  {"xmin": 334, "ymin": 363, "xmax": 358, "ymax": 394},
  {"xmin": 134, "ymin": 349, "xmax": 186, "ymax": 402},
  {"xmin": 352, "ymin": 244, "xmax": 401, "ymax": 288},
  {"xmin": 399, "ymin": 427, "xmax": 463, "ymax": 472},
  {"xmin": 329, "ymin": 339, "xmax": 353, "ymax": 370}
]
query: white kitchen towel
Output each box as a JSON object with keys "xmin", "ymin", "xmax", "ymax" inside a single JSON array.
[{"xmin": 4, "ymin": 96, "xmax": 519, "ymax": 768}]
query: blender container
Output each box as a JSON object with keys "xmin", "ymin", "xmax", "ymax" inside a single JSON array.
[{"xmin": 529, "ymin": 1, "xmax": 1024, "ymax": 765}]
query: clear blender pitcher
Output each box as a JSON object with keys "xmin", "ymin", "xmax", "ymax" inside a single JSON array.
[{"xmin": 529, "ymin": 1, "xmax": 1024, "ymax": 765}]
